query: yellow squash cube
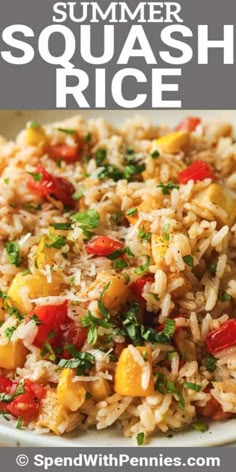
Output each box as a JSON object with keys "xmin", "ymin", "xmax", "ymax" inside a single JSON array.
[
  {"xmin": 193, "ymin": 183, "xmax": 236, "ymax": 226},
  {"xmin": 89, "ymin": 270, "xmax": 130, "ymax": 312},
  {"xmin": 0, "ymin": 340, "xmax": 28, "ymax": 369},
  {"xmin": 151, "ymin": 234, "xmax": 169, "ymax": 269},
  {"xmin": 37, "ymin": 390, "xmax": 71, "ymax": 435},
  {"xmin": 114, "ymin": 346, "xmax": 154, "ymax": 397},
  {"xmin": 8, "ymin": 272, "xmax": 62, "ymax": 313},
  {"xmin": 89, "ymin": 378, "xmax": 111, "ymax": 402},
  {"xmin": 26, "ymin": 126, "xmax": 47, "ymax": 149},
  {"xmin": 152, "ymin": 131, "xmax": 189, "ymax": 154},
  {"xmin": 126, "ymin": 196, "xmax": 159, "ymax": 227},
  {"xmin": 57, "ymin": 368, "xmax": 86, "ymax": 412}
]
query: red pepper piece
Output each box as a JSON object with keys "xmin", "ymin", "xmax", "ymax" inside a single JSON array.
[{"xmin": 179, "ymin": 160, "xmax": 217, "ymax": 184}]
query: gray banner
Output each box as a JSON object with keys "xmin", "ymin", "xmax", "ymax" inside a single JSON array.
[
  {"xmin": 0, "ymin": 0, "xmax": 235, "ymax": 108},
  {"xmin": 0, "ymin": 447, "xmax": 233, "ymax": 472}
]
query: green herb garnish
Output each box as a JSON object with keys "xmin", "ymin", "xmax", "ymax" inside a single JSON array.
[
  {"xmin": 219, "ymin": 292, "xmax": 232, "ymax": 302},
  {"xmin": 157, "ymin": 182, "xmax": 180, "ymax": 195},
  {"xmin": 183, "ymin": 255, "xmax": 194, "ymax": 267},
  {"xmin": 5, "ymin": 326, "xmax": 17, "ymax": 341},
  {"xmin": 205, "ymin": 353, "xmax": 217, "ymax": 372},
  {"xmin": 192, "ymin": 422, "xmax": 209, "ymax": 433},
  {"xmin": 72, "ymin": 188, "xmax": 85, "ymax": 201},
  {"xmin": 183, "ymin": 382, "xmax": 201, "ymax": 392},
  {"xmin": 50, "ymin": 222, "xmax": 72, "ymax": 230},
  {"xmin": 138, "ymin": 226, "xmax": 152, "ymax": 243},
  {"xmin": 136, "ymin": 432, "xmax": 145, "ymax": 446},
  {"xmin": 71, "ymin": 209, "xmax": 100, "ymax": 239},
  {"xmin": 95, "ymin": 148, "xmax": 107, "ymax": 166},
  {"xmin": 5, "ymin": 241, "xmax": 22, "ymax": 267},
  {"xmin": 57, "ymin": 128, "xmax": 76, "ymax": 135},
  {"xmin": 134, "ymin": 255, "xmax": 150, "ymax": 275}
]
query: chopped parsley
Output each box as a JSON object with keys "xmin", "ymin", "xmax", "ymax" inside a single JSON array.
[
  {"xmin": 57, "ymin": 128, "xmax": 76, "ymax": 135},
  {"xmin": 157, "ymin": 182, "xmax": 180, "ymax": 195},
  {"xmin": 138, "ymin": 226, "xmax": 152, "ymax": 242},
  {"xmin": 16, "ymin": 415, "xmax": 23, "ymax": 429},
  {"xmin": 205, "ymin": 353, "xmax": 217, "ymax": 372},
  {"xmin": 72, "ymin": 188, "xmax": 85, "ymax": 201},
  {"xmin": 123, "ymin": 272, "xmax": 130, "ymax": 285},
  {"xmin": 81, "ymin": 311, "xmax": 114, "ymax": 345},
  {"xmin": 58, "ymin": 351, "xmax": 95, "ymax": 375},
  {"xmin": 208, "ymin": 263, "xmax": 217, "ymax": 276},
  {"xmin": 31, "ymin": 314, "xmax": 43, "ymax": 326},
  {"xmin": 120, "ymin": 303, "xmax": 174, "ymax": 346},
  {"xmin": 136, "ymin": 432, "xmax": 145, "ymax": 446},
  {"xmin": 126, "ymin": 207, "xmax": 138, "ymax": 217},
  {"xmin": 162, "ymin": 223, "xmax": 170, "ymax": 241},
  {"xmin": 40, "ymin": 341, "xmax": 56, "ymax": 361},
  {"xmin": 3, "ymin": 178, "xmax": 9, "ymax": 185},
  {"xmin": 154, "ymin": 375, "xmax": 185, "ymax": 410},
  {"xmin": 134, "ymin": 255, "xmax": 150, "ymax": 275},
  {"xmin": 98, "ymin": 283, "xmax": 111, "ymax": 317},
  {"xmin": 5, "ymin": 241, "xmax": 22, "ymax": 267},
  {"xmin": 219, "ymin": 292, "xmax": 232, "ymax": 302},
  {"xmin": 24, "ymin": 203, "xmax": 41, "ymax": 210},
  {"xmin": 183, "ymin": 382, "xmax": 201, "ymax": 392},
  {"xmin": 98, "ymin": 165, "xmax": 123, "ymax": 182},
  {"xmin": 113, "ymin": 258, "xmax": 128, "ymax": 270},
  {"xmin": 27, "ymin": 121, "xmax": 40, "ymax": 129},
  {"xmin": 27, "ymin": 171, "xmax": 43, "ymax": 182},
  {"xmin": 151, "ymin": 150, "xmax": 160, "ymax": 159},
  {"xmin": 163, "ymin": 319, "xmax": 176, "ymax": 337},
  {"xmin": 95, "ymin": 148, "xmax": 107, "ymax": 166},
  {"xmin": 50, "ymin": 222, "xmax": 72, "ymax": 230},
  {"xmin": 107, "ymin": 247, "xmax": 134, "ymax": 260},
  {"xmin": 123, "ymin": 163, "xmax": 145, "ymax": 179},
  {"xmin": 71, "ymin": 209, "xmax": 100, "ymax": 239},
  {"xmin": 5, "ymin": 326, "xmax": 17, "ymax": 341},
  {"xmin": 47, "ymin": 235, "xmax": 67, "ymax": 249},
  {"xmin": 192, "ymin": 422, "xmax": 209, "ymax": 433},
  {"xmin": 183, "ymin": 255, "xmax": 194, "ymax": 267},
  {"xmin": 84, "ymin": 132, "xmax": 92, "ymax": 143}
]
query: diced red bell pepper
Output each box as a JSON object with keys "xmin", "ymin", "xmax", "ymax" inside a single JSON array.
[
  {"xmin": 179, "ymin": 160, "xmax": 217, "ymax": 184},
  {"xmin": 129, "ymin": 276, "xmax": 154, "ymax": 302},
  {"xmin": 27, "ymin": 165, "xmax": 76, "ymax": 208},
  {"xmin": 196, "ymin": 386, "xmax": 233, "ymax": 420},
  {"xmin": 86, "ymin": 236, "xmax": 124, "ymax": 257},
  {"xmin": 49, "ymin": 143, "xmax": 80, "ymax": 163},
  {"xmin": 0, "ymin": 376, "xmax": 13, "ymax": 393},
  {"xmin": 205, "ymin": 319, "xmax": 236, "ymax": 355},
  {"xmin": 175, "ymin": 117, "xmax": 201, "ymax": 132},
  {"xmin": 60, "ymin": 321, "xmax": 87, "ymax": 359},
  {"xmin": 7, "ymin": 379, "xmax": 45, "ymax": 422},
  {"xmin": 28, "ymin": 301, "xmax": 68, "ymax": 349}
]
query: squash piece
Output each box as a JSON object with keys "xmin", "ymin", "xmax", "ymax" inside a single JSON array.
[
  {"xmin": 8, "ymin": 272, "xmax": 62, "ymax": 313},
  {"xmin": 152, "ymin": 131, "xmax": 189, "ymax": 154},
  {"xmin": 193, "ymin": 183, "xmax": 236, "ymax": 226},
  {"xmin": 36, "ymin": 235, "xmax": 57, "ymax": 269},
  {"xmin": 89, "ymin": 378, "xmax": 111, "ymax": 402},
  {"xmin": 26, "ymin": 126, "xmax": 47, "ymax": 149},
  {"xmin": 88, "ymin": 270, "xmax": 130, "ymax": 312},
  {"xmin": 151, "ymin": 234, "xmax": 169, "ymax": 269},
  {"xmin": 0, "ymin": 340, "xmax": 28, "ymax": 369},
  {"xmin": 114, "ymin": 346, "xmax": 154, "ymax": 397},
  {"xmin": 126, "ymin": 196, "xmax": 159, "ymax": 227},
  {"xmin": 37, "ymin": 390, "xmax": 71, "ymax": 435},
  {"xmin": 57, "ymin": 368, "xmax": 86, "ymax": 412}
]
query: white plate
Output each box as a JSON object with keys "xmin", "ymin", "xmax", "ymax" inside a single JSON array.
[{"xmin": 0, "ymin": 109, "xmax": 236, "ymax": 447}]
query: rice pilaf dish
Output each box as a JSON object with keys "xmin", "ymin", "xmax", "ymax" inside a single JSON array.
[{"xmin": 0, "ymin": 115, "xmax": 236, "ymax": 444}]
